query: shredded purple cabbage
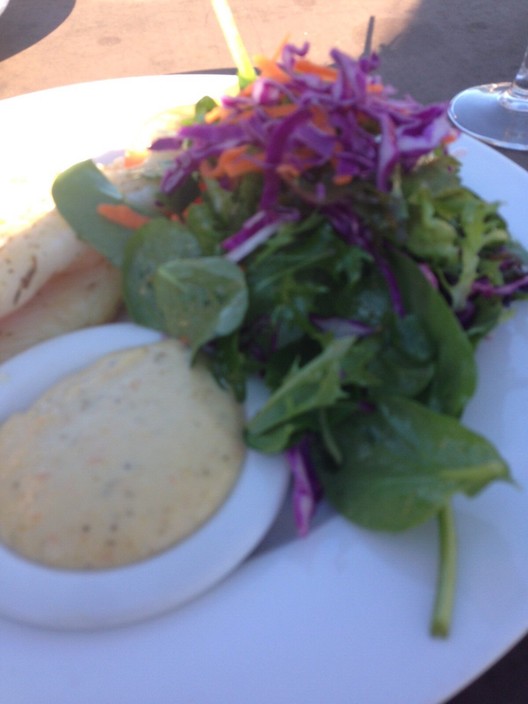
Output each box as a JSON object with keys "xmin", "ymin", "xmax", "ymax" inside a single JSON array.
[
  {"xmin": 472, "ymin": 274, "xmax": 528, "ymax": 299},
  {"xmin": 145, "ymin": 43, "xmax": 528, "ymax": 544},
  {"xmin": 286, "ymin": 438, "xmax": 323, "ymax": 536},
  {"xmin": 152, "ymin": 42, "xmax": 456, "ymax": 263},
  {"xmin": 223, "ymin": 208, "xmax": 299, "ymax": 262}
]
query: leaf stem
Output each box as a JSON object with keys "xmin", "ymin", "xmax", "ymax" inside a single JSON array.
[
  {"xmin": 431, "ymin": 502, "xmax": 457, "ymax": 638},
  {"xmin": 210, "ymin": 0, "xmax": 256, "ymax": 86}
]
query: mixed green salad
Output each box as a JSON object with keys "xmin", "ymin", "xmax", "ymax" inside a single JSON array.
[{"xmin": 52, "ymin": 43, "xmax": 528, "ymax": 636}]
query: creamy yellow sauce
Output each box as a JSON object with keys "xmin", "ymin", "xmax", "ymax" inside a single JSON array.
[{"xmin": 0, "ymin": 339, "xmax": 245, "ymax": 569}]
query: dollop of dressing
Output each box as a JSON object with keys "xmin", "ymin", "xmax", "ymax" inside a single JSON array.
[{"xmin": 0, "ymin": 339, "xmax": 245, "ymax": 569}]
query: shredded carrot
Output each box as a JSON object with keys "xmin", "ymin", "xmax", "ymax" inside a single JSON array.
[
  {"xmin": 205, "ymin": 104, "xmax": 255, "ymax": 124},
  {"xmin": 205, "ymin": 104, "xmax": 229, "ymax": 124},
  {"xmin": 310, "ymin": 105, "xmax": 335, "ymax": 134},
  {"xmin": 263, "ymin": 103, "xmax": 298, "ymax": 119},
  {"xmin": 333, "ymin": 174, "xmax": 353, "ymax": 186},
  {"xmin": 276, "ymin": 163, "xmax": 301, "ymax": 181},
  {"xmin": 97, "ymin": 203, "xmax": 151, "ymax": 229},
  {"xmin": 238, "ymin": 83, "xmax": 255, "ymax": 97},
  {"xmin": 442, "ymin": 132, "xmax": 458, "ymax": 145},
  {"xmin": 199, "ymin": 145, "xmax": 264, "ymax": 180},
  {"xmin": 123, "ymin": 150, "xmax": 148, "ymax": 168},
  {"xmin": 294, "ymin": 144, "xmax": 317, "ymax": 163},
  {"xmin": 294, "ymin": 58, "xmax": 337, "ymax": 82},
  {"xmin": 253, "ymin": 55, "xmax": 290, "ymax": 83},
  {"xmin": 367, "ymin": 82, "xmax": 384, "ymax": 95},
  {"xmin": 199, "ymin": 161, "xmax": 216, "ymax": 180}
]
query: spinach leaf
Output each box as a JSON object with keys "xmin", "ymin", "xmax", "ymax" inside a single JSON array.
[
  {"xmin": 160, "ymin": 175, "xmax": 201, "ymax": 217},
  {"xmin": 391, "ymin": 251, "xmax": 477, "ymax": 416},
  {"xmin": 184, "ymin": 201, "xmax": 225, "ymax": 254},
  {"xmin": 122, "ymin": 218, "xmax": 201, "ymax": 329},
  {"xmin": 153, "ymin": 256, "xmax": 248, "ymax": 355},
  {"xmin": 183, "ymin": 174, "xmax": 262, "ymax": 254},
  {"xmin": 311, "ymin": 395, "xmax": 510, "ymax": 532},
  {"xmin": 52, "ymin": 159, "xmax": 132, "ymax": 266},
  {"xmin": 367, "ymin": 313, "xmax": 435, "ymax": 398},
  {"xmin": 246, "ymin": 337, "xmax": 355, "ymax": 453},
  {"xmin": 208, "ymin": 331, "xmax": 249, "ymax": 402}
]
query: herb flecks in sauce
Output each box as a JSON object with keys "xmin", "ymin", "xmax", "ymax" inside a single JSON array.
[{"xmin": 0, "ymin": 340, "xmax": 245, "ymax": 569}]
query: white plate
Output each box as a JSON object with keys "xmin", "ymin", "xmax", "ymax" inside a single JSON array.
[{"xmin": 1, "ymin": 75, "xmax": 528, "ymax": 704}]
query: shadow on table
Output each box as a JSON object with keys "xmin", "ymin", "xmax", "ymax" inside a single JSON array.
[
  {"xmin": 0, "ymin": 0, "xmax": 75, "ymax": 61},
  {"xmin": 373, "ymin": 0, "xmax": 526, "ymax": 104},
  {"xmin": 371, "ymin": 0, "xmax": 528, "ymax": 173}
]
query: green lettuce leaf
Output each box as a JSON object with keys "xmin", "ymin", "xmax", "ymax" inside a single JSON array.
[
  {"xmin": 122, "ymin": 218, "xmax": 201, "ymax": 329},
  {"xmin": 52, "ymin": 159, "xmax": 133, "ymax": 266},
  {"xmin": 311, "ymin": 395, "xmax": 511, "ymax": 532},
  {"xmin": 153, "ymin": 256, "xmax": 248, "ymax": 355}
]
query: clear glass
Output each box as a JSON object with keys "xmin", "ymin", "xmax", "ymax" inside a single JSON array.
[{"xmin": 448, "ymin": 44, "xmax": 528, "ymax": 150}]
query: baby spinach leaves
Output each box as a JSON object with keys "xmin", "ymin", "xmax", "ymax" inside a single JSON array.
[
  {"xmin": 154, "ymin": 257, "xmax": 248, "ymax": 355},
  {"xmin": 52, "ymin": 160, "xmax": 249, "ymax": 356},
  {"xmin": 52, "ymin": 152, "xmax": 527, "ymax": 638},
  {"xmin": 310, "ymin": 395, "xmax": 509, "ymax": 532},
  {"xmin": 123, "ymin": 219, "xmax": 202, "ymax": 330},
  {"xmin": 52, "ymin": 159, "xmax": 132, "ymax": 266}
]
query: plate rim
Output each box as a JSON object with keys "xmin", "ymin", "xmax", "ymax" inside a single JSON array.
[{"xmin": 1, "ymin": 73, "xmax": 528, "ymax": 704}]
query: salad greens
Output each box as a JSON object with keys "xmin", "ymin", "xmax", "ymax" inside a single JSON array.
[{"xmin": 52, "ymin": 43, "xmax": 528, "ymax": 636}]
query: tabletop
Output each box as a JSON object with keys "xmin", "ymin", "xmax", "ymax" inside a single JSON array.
[{"xmin": 1, "ymin": 0, "xmax": 528, "ymax": 702}]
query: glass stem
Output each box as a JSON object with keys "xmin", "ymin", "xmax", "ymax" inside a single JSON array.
[{"xmin": 512, "ymin": 45, "xmax": 528, "ymax": 94}]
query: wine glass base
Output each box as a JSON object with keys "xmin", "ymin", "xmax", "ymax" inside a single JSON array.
[{"xmin": 449, "ymin": 82, "xmax": 528, "ymax": 151}]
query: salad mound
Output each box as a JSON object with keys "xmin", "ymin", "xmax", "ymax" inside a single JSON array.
[{"xmin": 52, "ymin": 43, "xmax": 528, "ymax": 636}]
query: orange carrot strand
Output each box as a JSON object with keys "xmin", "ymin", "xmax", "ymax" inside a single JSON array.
[
  {"xmin": 123, "ymin": 150, "xmax": 148, "ymax": 168},
  {"xmin": 293, "ymin": 58, "xmax": 337, "ymax": 82},
  {"xmin": 253, "ymin": 55, "xmax": 290, "ymax": 83},
  {"xmin": 96, "ymin": 203, "xmax": 151, "ymax": 229},
  {"xmin": 263, "ymin": 103, "xmax": 298, "ymax": 119},
  {"xmin": 200, "ymin": 145, "xmax": 264, "ymax": 180}
]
